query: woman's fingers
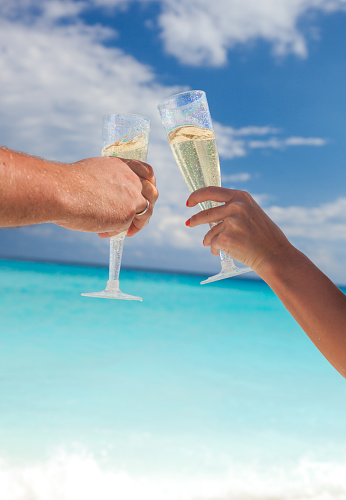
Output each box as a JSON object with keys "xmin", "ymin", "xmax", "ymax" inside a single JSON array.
[
  {"xmin": 202, "ymin": 222, "xmax": 224, "ymax": 256},
  {"xmin": 203, "ymin": 222, "xmax": 222, "ymax": 246},
  {"xmin": 186, "ymin": 188, "xmax": 257, "ymax": 228},
  {"xmin": 187, "ymin": 193, "xmax": 254, "ymax": 230},
  {"xmin": 187, "ymin": 186, "xmax": 238, "ymax": 207},
  {"xmin": 187, "ymin": 204, "xmax": 227, "ymax": 227},
  {"xmin": 186, "ymin": 187, "xmax": 292, "ymax": 271}
]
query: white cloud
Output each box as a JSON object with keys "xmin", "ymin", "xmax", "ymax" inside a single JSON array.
[
  {"xmin": 154, "ymin": 0, "xmax": 346, "ymax": 67},
  {"xmin": 250, "ymin": 136, "xmax": 327, "ymax": 149},
  {"xmin": 214, "ymin": 123, "xmax": 327, "ymax": 158},
  {"xmin": 266, "ymin": 197, "xmax": 346, "ymax": 241},
  {"xmin": 213, "ymin": 123, "xmax": 247, "ymax": 159},
  {"xmin": 0, "ymin": 16, "xmax": 159, "ymax": 160},
  {"xmin": 0, "ymin": 0, "xmax": 87, "ymax": 22},
  {"xmin": 222, "ymin": 173, "xmax": 251, "ymax": 184},
  {"xmin": 6, "ymin": 0, "xmax": 345, "ymax": 69},
  {"xmin": 285, "ymin": 136, "xmax": 327, "ymax": 146},
  {"xmin": 222, "ymin": 172, "xmax": 251, "ymax": 182},
  {"xmin": 249, "ymin": 197, "xmax": 346, "ymax": 283},
  {"xmin": 233, "ymin": 126, "xmax": 281, "ymax": 137},
  {"xmin": 26, "ymin": 0, "xmax": 346, "ymax": 68}
]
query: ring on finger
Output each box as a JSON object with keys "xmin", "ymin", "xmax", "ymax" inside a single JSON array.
[{"xmin": 136, "ymin": 199, "xmax": 150, "ymax": 216}]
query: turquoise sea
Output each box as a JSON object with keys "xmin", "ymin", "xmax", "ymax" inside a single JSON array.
[{"xmin": 1, "ymin": 259, "xmax": 346, "ymax": 499}]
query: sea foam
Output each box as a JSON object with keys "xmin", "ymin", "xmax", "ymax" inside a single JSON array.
[{"xmin": 1, "ymin": 448, "xmax": 346, "ymax": 500}]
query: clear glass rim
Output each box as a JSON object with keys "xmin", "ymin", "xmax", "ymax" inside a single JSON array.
[
  {"xmin": 157, "ymin": 90, "xmax": 206, "ymax": 111},
  {"xmin": 103, "ymin": 113, "xmax": 150, "ymax": 127}
]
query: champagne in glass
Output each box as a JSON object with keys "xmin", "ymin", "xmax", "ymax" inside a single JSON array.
[
  {"xmin": 158, "ymin": 91, "xmax": 251, "ymax": 284},
  {"xmin": 82, "ymin": 113, "xmax": 150, "ymax": 300}
]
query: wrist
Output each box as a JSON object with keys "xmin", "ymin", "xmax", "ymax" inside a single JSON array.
[
  {"xmin": 50, "ymin": 162, "xmax": 87, "ymax": 225},
  {"xmin": 254, "ymin": 242, "xmax": 301, "ymax": 284},
  {"xmin": 39, "ymin": 161, "xmax": 73, "ymax": 224}
]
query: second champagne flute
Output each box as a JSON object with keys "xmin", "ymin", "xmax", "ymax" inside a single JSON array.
[
  {"xmin": 82, "ymin": 113, "xmax": 150, "ymax": 300},
  {"xmin": 158, "ymin": 90, "xmax": 251, "ymax": 284}
]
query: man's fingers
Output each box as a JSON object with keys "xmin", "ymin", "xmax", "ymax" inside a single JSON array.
[
  {"xmin": 129, "ymin": 183, "xmax": 158, "ymax": 235},
  {"xmin": 126, "ymin": 178, "xmax": 158, "ymax": 236},
  {"xmin": 96, "ymin": 172, "xmax": 158, "ymax": 239},
  {"xmin": 121, "ymin": 158, "xmax": 156, "ymax": 185},
  {"xmin": 127, "ymin": 205, "xmax": 152, "ymax": 236},
  {"xmin": 98, "ymin": 231, "xmax": 117, "ymax": 238},
  {"xmin": 141, "ymin": 179, "xmax": 159, "ymax": 208},
  {"xmin": 187, "ymin": 187, "xmax": 238, "ymax": 207}
]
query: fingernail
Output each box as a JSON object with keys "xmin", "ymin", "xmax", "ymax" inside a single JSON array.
[
  {"xmin": 185, "ymin": 218, "xmax": 191, "ymax": 227},
  {"xmin": 203, "ymin": 240, "xmax": 206, "ymax": 246},
  {"xmin": 186, "ymin": 200, "xmax": 189, "ymax": 207}
]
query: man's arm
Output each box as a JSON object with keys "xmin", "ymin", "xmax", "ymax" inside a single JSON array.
[
  {"xmin": 0, "ymin": 147, "xmax": 158, "ymax": 236},
  {"xmin": 187, "ymin": 187, "xmax": 346, "ymax": 378}
]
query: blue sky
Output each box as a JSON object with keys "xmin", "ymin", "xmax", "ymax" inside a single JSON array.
[{"xmin": 1, "ymin": 0, "xmax": 346, "ymax": 283}]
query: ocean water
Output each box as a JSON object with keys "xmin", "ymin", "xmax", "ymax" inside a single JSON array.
[{"xmin": 0, "ymin": 259, "xmax": 346, "ymax": 500}]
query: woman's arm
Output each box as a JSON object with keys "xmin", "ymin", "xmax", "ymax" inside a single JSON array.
[{"xmin": 187, "ymin": 187, "xmax": 346, "ymax": 377}]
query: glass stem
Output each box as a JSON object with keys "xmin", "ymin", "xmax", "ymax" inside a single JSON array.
[
  {"xmin": 109, "ymin": 232, "xmax": 126, "ymax": 281},
  {"xmin": 219, "ymin": 249, "xmax": 232, "ymax": 263},
  {"xmin": 219, "ymin": 249, "xmax": 238, "ymax": 272}
]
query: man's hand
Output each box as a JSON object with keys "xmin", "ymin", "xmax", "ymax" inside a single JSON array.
[
  {"xmin": 58, "ymin": 156, "xmax": 158, "ymax": 237},
  {"xmin": 0, "ymin": 147, "xmax": 158, "ymax": 237}
]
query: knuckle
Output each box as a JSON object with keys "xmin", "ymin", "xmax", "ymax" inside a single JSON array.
[
  {"xmin": 152, "ymin": 187, "xmax": 159, "ymax": 202},
  {"xmin": 238, "ymin": 190, "xmax": 253, "ymax": 203},
  {"xmin": 143, "ymin": 161, "xmax": 155, "ymax": 179},
  {"xmin": 207, "ymin": 185, "xmax": 219, "ymax": 195},
  {"xmin": 223, "ymin": 217, "xmax": 233, "ymax": 228},
  {"xmin": 130, "ymin": 172, "xmax": 142, "ymax": 190},
  {"xmin": 210, "ymin": 244, "xmax": 219, "ymax": 256},
  {"xmin": 232, "ymin": 200, "xmax": 243, "ymax": 211},
  {"xmin": 218, "ymin": 231, "xmax": 230, "ymax": 247},
  {"xmin": 128, "ymin": 201, "xmax": 138, "ymax": 219},
  {"xmin": 203, "ymin": 207, "xmax": 213, "ymax": 220},
  {"xmin": 196, "ymin": 186, "xmax": 213, "ymax": 199},
  {"xmin": 229, "ymin": 199, "xmax": 249, "ymax": 217}
]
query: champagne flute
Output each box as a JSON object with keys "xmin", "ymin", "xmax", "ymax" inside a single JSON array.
[
  {"xmin": 82, "ymin": 113, "xmax": 150, "ymax": 300},
  {"xmin": 158, "ymin": 90, "xmax": 251, "ymax": 284}
]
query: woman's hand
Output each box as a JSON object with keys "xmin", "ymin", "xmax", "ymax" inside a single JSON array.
[{"xmin": 186, "ymin": 187, "xmax": 290, "ymax": 275}]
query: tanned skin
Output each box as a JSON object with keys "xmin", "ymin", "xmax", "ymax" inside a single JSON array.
[{"xmin": 187, "ymin": 187, "xmax": 346, "ymax": 378}]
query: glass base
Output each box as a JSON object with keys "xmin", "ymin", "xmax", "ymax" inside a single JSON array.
[
  {"xmin": 201, "ymin": 262, "xmax": 251, "ymax": 285},
  {"xmin": 81, "ymin": 279, "xmax": 143, "ymax": 301}
]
